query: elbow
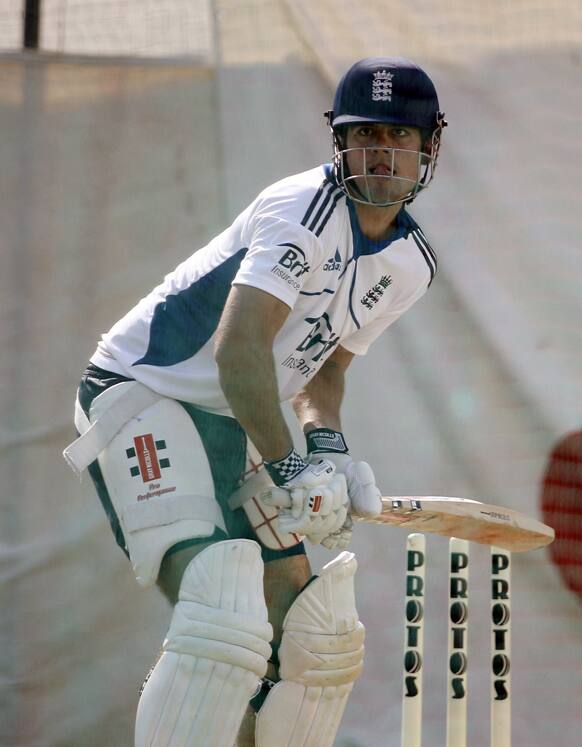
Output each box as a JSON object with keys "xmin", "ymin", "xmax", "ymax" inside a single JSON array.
[
  {"xmin": 214, "ymin": 335, "xmax": 237, "ymax": 373},
  {"xmin": 214, "ymin": 335, "xmax": 226, "ymax": 366},
  {"xmin": 214, "ymin": 339, "xmax": 239, "ymax": 399},
  {"xmin": 214, "ymin": 329, "xmax": 255, "ymax": 374}
]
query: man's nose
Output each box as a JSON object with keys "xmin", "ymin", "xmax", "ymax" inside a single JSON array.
[{"xmin": 371, "ymin": 133, "xmax": 395, "ymax": 150}]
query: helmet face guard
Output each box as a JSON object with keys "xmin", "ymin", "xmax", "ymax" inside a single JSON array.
[
  {"xmin": 330, "ymin": 116, "xmax": 446, "ymax": 207},
  {"xmin": 326, "ymin": 57, "xmax": 447, "ymax": 207}
]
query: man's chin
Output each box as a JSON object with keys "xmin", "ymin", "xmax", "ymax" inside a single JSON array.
[{"xmin": 350, "ymin": 177, "xmax": 412, "ymax": 206}]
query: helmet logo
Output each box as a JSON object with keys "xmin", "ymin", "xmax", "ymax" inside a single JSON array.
[{"xmin": 371, "ymin": 70, "xmax": 394, "ymax": 102}]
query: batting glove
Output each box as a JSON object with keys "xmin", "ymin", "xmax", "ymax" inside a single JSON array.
[
  {"xmin": 262, "ymin": 449, "xmax": 349, "ymax": 544},
  {"xmin": 306, "ymin": 428, "xmax": 383, "ymax": 519}
]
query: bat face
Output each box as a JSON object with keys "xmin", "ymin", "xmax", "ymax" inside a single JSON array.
[
  {"xmin": 541, "ymin": 430, "xmax": 582, "ymax": 601},
  {"xmin": 355, "ymin": 496, "xmax": 553, "ymax": 552}
]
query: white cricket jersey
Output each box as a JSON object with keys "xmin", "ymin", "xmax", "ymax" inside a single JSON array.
[{"xmin": 91, "ymin": 164, "xmax": 436, "ymax": 414}]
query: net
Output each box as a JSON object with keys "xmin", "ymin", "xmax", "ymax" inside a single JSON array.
[
  {"xmin": 2, "ymin": 2, "xmax": 582, "ymax": 746},
  {"xmin": 0, "ymin": 1, "xmax": 22, "ymax": 51},
  {"xmin": 43, "ymin": 0, "xmax": 213, "ymax": 58}
]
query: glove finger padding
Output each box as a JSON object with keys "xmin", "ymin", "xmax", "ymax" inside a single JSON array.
[
  {"xmin": 320, "ymin": 514, "xmax": 353, "ymax": 550},
  {"xmin": 260, "ymin": 460, "xmax": 348, "ymax": 543},
  {"xmin": 306, "ymin": 453, "xmax": 382, "ymax": 519},
  {"xmin": 345, "ymin": 461, "xmax": 383, "ymax": 518},
  {"xmin": 289, "ymin": 485, "xmax": 333, "ymax": 521},
  {"xmin": 278, "ymin": 475, "xmax": 348, "ymax": 538},
  {"xmin": 260, "ymin": 486, "xmax": 292, "ymax": 509},
  {"xmin": 261, "ymin": 481, "xmax": 338, "ymax": 520}
]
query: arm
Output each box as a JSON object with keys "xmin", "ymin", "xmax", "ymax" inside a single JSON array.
[
  {"xmin": 291, "ymin": 345, "xmax": 354, "ymax": 434},
  {"xmin": 214, "ymin": 284, "xmax": 292, "ymax": 462},
  {"xmin": 215, "ymin": 284, "xmax": 350, "ymax": 545},
  {"xmin": 294, "ymin": 345, "xmax": 382, "ymax": 519}
]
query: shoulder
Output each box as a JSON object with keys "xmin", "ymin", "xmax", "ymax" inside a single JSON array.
[
  {"xmin": 253, "ymin": 164, "xmax": 346, "ymax": 237},
  {"xmin": 400, "ymin": 210, "xmax": 437, "ymax": 287}
]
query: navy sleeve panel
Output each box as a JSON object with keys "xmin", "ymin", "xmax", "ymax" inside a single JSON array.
[{"xmin": 133, "ymin": 247, "xmax": 248, "ymax": 367}]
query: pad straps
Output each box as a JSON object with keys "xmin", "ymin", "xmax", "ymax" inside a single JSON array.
[{"xmin": 63, "ymin": 382, "xmax": 162, "ymax": 476}]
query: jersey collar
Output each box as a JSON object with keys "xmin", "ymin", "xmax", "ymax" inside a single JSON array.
[
  {"xmin": 347, "ymin": 198, "xmax": 415, "ymax": 257},
  {"xmin": 323, "ymin": 163, "xmax": 415, "ymax": 258}
]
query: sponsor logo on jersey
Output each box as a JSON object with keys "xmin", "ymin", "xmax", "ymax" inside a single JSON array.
[
  {"xmin": 361, "ymin": 274, "xmax": 392, "ymax": 309},
  {"xmin": 127, "ymin": 434, "xmax": 171, "ymax": 482},
  {"xmin": 372, "ymin": 69, "xmax": 394, "ymax": 102},
  {"xmin": 281, "ymin": 354, "xmax": 317, "ymax": 378},
  {"xmin": 323, "ymin": 248, "xmax": 342, "ymax": 272},
  {"xmin": 271, "ymin": 243, "xmax": 310, "ymax": 290},
  {"xmin": 296, "ymin": 313, "xmax": 340, "ymax": 363},
  {"xmin": 271, "ymin": 265, "xmax": 301, "ymax": 290},
  {"xmin": 275, "ymin": 244, "xmax": 310, "ymax": 277},
  {"xmin": 281, "ymin": 313, "xmax": 339, "ymax": 379}
]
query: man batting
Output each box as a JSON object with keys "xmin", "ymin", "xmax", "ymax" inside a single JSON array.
[{"xmin": 64, "ymin": 56, "xmax": 446, "ymax": 746}]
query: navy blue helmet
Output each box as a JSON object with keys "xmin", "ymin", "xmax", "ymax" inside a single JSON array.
[{"xmin": 325, "ymin": 57, "xmax": 447, "ymax": 206}]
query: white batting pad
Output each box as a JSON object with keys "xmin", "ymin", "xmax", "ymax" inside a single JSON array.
[
  {"xmin": 256, "ymin": 552, "xmax": 365, "ymax": 747},
  {"xmin": 135, "ymin": 539, "xmax": 273, "ymax": 747},
  {"xmin": 76, "ymin": 383, "xmax": 227, "ymax": 587}
]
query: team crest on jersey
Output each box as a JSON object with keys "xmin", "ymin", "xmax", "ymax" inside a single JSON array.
[
  {"xmin": 372, "ymin": 70, "xmax": 394, "ymax": 102},
  {"xmin": 323, "ymin": 248, "xmax": 342, "ymax": 272},
  {"xmin": 361, "ymin": 275, "xmax": 392, "ymax": 309},
  {"xmin": 127, "ymin": 434, "xmax": 171, "ymax": 482}
]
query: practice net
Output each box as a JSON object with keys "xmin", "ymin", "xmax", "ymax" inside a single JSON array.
[{"xmin": 2, "ymin": 2, "xmax": 581, "ymax": 746}]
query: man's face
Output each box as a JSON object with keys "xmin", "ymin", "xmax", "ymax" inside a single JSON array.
[{"xmin": 343, "ymin": 123, "xmax": 429, "ymax": 205}]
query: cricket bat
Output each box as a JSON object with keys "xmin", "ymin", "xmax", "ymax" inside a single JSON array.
[{"xmin": 230, "ymin": 472, "xmax": 554, "ymax": 552}]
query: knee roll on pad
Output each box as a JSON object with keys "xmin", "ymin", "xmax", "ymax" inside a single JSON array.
[
  {"xmin": 135, "ymin": 540, "xmax": 273, "ymax": 747},
  {"xmin": 255, "ymin": 551, "xmax": 365, "ymax": 747}
]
